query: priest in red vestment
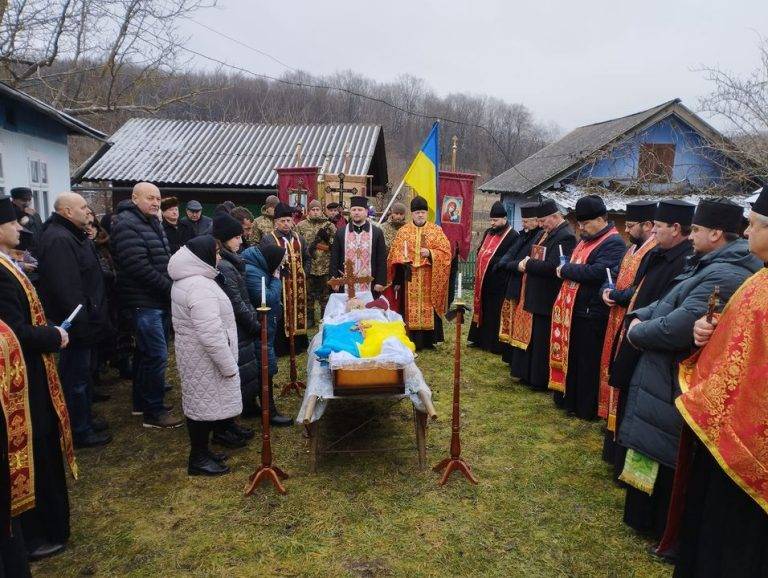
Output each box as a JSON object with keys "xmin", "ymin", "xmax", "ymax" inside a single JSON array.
[
  {"xmin": 467, "ymin": 201, "xmax": 518, "ymax": 353},
  {"xmin": 663, "ymin": 188, "xmax": 768, "ymax": 577}
]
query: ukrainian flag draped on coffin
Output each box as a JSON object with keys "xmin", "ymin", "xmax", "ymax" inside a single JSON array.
[{"xmin": 403, "ymin": 122, "xmax": 440, "ymax": 223}]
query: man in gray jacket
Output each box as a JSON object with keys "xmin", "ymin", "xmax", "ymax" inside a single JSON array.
[{"xmin": 617, "ymin": 197, "xmax": 763, "ymax": 544}]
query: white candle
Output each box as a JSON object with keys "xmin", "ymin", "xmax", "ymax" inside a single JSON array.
[
  {"xmin": 261, "ymin": 276, "xmax": 266, "ymax": 307},
  {"xmin": 457, "ymin": 272, "xmax": 462, "ymax": 299},
  {"xmin": 606, "ymin": 268, "xmax": 614, "ymax": 287},
  {"xmin": 404, "ymin": 240, "xmax": 409, "ymax": 260},
  {"xmin": 558, "ymin": 244, "xmax": 564, "ymax": 258}
]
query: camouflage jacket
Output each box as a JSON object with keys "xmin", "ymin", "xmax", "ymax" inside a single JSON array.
[
  {"xmin": 380, "ymin": 220, "xmax": 406, "ymax": 252},
  {"xmin": 250, "ymin": 213, "xmax": 274, "ymax": 245},
  {"xmin": 296, "ymin": 217, "xmax": 336, "ymax": 276}
]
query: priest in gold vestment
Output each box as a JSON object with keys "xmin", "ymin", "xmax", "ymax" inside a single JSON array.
[{"xmin": 387, "ymin": 196, "xmax": 451, "ymax": 350}]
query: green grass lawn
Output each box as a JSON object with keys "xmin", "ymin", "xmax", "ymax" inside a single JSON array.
[{"xmin": 35, "ymin": 323, "xmax": 670, "ymax": 577}]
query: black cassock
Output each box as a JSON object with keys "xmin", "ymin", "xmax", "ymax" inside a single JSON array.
[
  {"xmin": 674, "ymin": 445, "xmax": 768, "ymax": 578},
  {"xmin": 516, "ymin": 222, "xmax": 577, "ymax": 390},
  {"xmin": 467, "ymin": 226, "xmax": 518, "ymax": 353},
  {"xmin": 0, "ymin": 263, "xmax": 70, "ymax": 554},
  {"xmin": 0, "ymin": 417, "xmax": 31, "ymax": 577},
  {"xmin": 328, "ymin": 221, "xmax": 388, "ymax": 290}
]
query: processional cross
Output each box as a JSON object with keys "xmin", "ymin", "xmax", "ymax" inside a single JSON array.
[
  {"xmin": 324, "ymin": 172, "xmax": 358, "ymax": 210},
  {"xmin": 327, "ymin": 259, "xmax": 373, "ymax": 299},
  {"xmin": 288, "ymin": 177, "xmax": 309, "ymax": 209}
]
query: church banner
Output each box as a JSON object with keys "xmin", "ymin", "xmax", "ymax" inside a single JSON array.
[
  {"xmin": 438, "ymin": 170, "xmax": 475, "ymax": 260},
  {"xmin": 276, "ymin": 166, "xmax": 320, "ymax": 209}
]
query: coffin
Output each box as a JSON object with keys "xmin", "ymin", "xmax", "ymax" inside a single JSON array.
[{"xmin": 332, "ymin": 367, "xmax": 405, "ymax": 396}]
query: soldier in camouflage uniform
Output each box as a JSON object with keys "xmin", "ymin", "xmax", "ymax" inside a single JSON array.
[
  {"xmin": 296, "ymin": 199, "xmax": 337, "ymax": 326},
  {"xmin": 250, "ymin": 194, "xmax": 279, "ymax": 245},
  {"xmin": 379, "ymin": 201, "xmax": 408, "ymax": 252}
]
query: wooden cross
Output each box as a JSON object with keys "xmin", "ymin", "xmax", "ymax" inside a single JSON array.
[
  {"xmin": 324, "ymin": 172, "xmax": 358, "ymax": 210},
  {"xmin": 288, "ymin": 177, "xmax": 309, "ymax": 210},
  {"xmin": 327, "ymin": 259, "xmax": 373, "ymax": 299}
]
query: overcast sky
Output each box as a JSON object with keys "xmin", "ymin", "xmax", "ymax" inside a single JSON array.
[{"xmin": 183, "ymin": 0, "xmax": 767, "ymax": 133}]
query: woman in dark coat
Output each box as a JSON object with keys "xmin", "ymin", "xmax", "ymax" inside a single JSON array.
[{"xmin": 241, "ymin": 243, "xmax": 293, "ymax": 426}]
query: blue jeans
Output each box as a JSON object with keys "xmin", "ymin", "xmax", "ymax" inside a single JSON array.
[
  {"xmin": 132, "ymin": 308, "xmax": 169, "ymax": 418},
  {"xmin": 58, "ymin": 345, "xmax": 93, "ymax": 438}
]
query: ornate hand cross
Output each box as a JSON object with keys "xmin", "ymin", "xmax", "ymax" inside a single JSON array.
[{"xmin": 327, "ymin": 259, "xmax": 373, "ymax": 299}]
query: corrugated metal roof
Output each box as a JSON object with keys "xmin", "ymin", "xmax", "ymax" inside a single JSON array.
[
  {"xmin": 0, "ymin": 81, "xmax": 107, "ymax": 140},
  {"xmin": 76, "ymin": 118, "xmax": 382, "ymax": 187}
]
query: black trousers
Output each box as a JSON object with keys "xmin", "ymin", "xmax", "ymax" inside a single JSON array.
[
  {"xmin": 186, "ymin": 419, "xmax": 213, "ymax": 453},
  {"xmin": 553, "ymin": 316, "xmax": 606, "ymax": 420}
]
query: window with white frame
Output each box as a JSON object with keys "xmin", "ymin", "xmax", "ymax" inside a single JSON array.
[{"xmin": 28, "ymin": 156, "xmax": 50, "ymax": 217}]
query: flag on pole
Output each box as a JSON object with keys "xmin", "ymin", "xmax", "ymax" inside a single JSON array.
[{"xmin": 403, "ymin": 122, "xmax": 440, "ymax": 223}]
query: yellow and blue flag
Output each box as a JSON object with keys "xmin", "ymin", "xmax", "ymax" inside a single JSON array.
[{"xmin": 403, "ymin": 122, "xmax": 440, "ymax": 223}]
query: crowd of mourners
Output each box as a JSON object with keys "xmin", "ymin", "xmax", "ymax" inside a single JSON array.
[
  {"xmin": 0, "ymin": 183, "xmax": 348, "ymax": 574},
  {"xmin": 0, "ymin": 180, "xmax": 766, "ymax": 577}
]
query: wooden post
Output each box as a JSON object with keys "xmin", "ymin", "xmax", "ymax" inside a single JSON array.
[
  {"xmin": 245, "ymin": 305, "xmax": 289, "ymax": 495},
  {"xmin": 432, "ymin": 300, "xmax": 478, "ymax": 486}
]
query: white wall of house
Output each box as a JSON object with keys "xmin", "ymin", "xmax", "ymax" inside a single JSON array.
[{"xmin": 0, "ymin": 127, "xmax": 71, "ymax": 220}]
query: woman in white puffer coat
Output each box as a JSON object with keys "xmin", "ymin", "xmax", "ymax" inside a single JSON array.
[{"xmin": 168, "ymin": 235, "xmax": 241, "ymax": 476}]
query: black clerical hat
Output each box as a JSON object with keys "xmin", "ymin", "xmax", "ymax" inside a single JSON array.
[
  {"xmin": 350, "ymin": 196, "xmax": 368, "ymax": 209},
  {"xmin": 655, "ymin": 199, "xmax": 695, "ymax": 226},
  {"xmin": 274, "ymin": 202, "xmax": 293, "ymax": 219},
  {"xmin": 574, "ymin": 195, "xmax": 607, "ymax": 221},
  {"xmin": 0, "ymin": 196, "xmax": 16, "ymax": 225},
  {"xmin": 410, "ymin": 196, "xmax": 428, "ymax": 212},
  {"xmin": 536, "ymin": 199, "xmax": 559, "ymax": 218},
  {"xmin": 693, "ymin": 198, "xmax": 743, "ymax": 233},
  {"xmin": 490, "ymin": 201, "xmax": 506, "ymax": 218},
  {"xmin": 521, "ymin": 202, "xmax": 538, "ymax": 219},
  {"xmin": 625, "ymin": 200, "xmax": 657, "ymax": 222},
  {"xmin": 212, "ymin": 214, "xmax": 243, "ymax": 242},
  {"xmin": 752, "ymin": 188, "xmax": 768, "ymax": 218}
]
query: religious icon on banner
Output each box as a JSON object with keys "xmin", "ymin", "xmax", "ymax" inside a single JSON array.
[
  {"xmin": 289, "ymin": 178, "xmax": 309, "ymax": 209},
  {"xmin": 441, "ymin": 196, "xmax": 463, "ymax": 224}
]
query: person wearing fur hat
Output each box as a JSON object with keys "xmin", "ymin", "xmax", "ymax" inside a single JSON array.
[
  {"xmin": 380, "ymin": 202, "xmax": 408, "ymax": 252},
  {"xmin": 250, "ymin": 195, "xmax": 280, "ymax": 245},
  {"xmin": 161, "ymin": 196, "xmax": 190, "ymax": 254},
  {"xmin": 467, "ymin": 201, "xmax": 518, "ymax": 353},
  {"xmin": 259, "ymin": 203, "xmax": 310, "ymax": 355},
  {"xmin": 296, "ymin": 199, "xmax": 336, "ymax": 326}
]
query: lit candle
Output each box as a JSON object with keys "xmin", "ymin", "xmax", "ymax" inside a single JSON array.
[
  {"xmin": 261, "ymin": 276, "xmax": 266, "ymax": 307},
  {"xmin": 457, "ymin": 272, "xmax": 462, "ymax": 299}
]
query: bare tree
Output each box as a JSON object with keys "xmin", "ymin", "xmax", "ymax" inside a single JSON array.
[
  {"xmin": 0, "ymin": 0, "xmax": 220, "ymax": 117},
  {"xmin": 698, "ymin": 38, "xmax": 768, "ymax": 183}
]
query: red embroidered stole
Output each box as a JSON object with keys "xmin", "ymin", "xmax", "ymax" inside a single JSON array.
[
  {"xmin": 271, "ymin": 232, "xmax": 308, "ymax": 337},
  {"xmin": 676, "ymin": 269, "xmax": 768, "ymax": 514},
  {"xmin": 0, "ymin": 258, "xmax": 78, "ymax": 479},
  {"xmin": 509, "ymin": 234, "xmax": 548, "ymax": 350},
  {"xmin": 472, "ymin": 227, "xmax": 512, "ymax": 326},
  {"xmin": 598, "ymin": 237, "xmax": 657, "ymax": 424},
  {"xmin": 548, "ymin": 227, "xmax": 619, "ymax": 392},
  {"xmin": 344, "ymin": 224, "xmax": 373, "ymax": 293},
  {"xmin": 498, "ymin": 298, "xmax": 516, "ymax": 344},
  {"xmin": 0, "ymin": 319, "xmax": 35, "ymax": 516}
]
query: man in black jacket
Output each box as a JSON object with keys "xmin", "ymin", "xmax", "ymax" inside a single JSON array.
[
  {"xmin": 181, "ymin": 200, "xmax": 212, "ymax": 238},
  {"xmin": 552, "ymin": 195, "xmax": 627, "ymax": 419},
  {"xmin": 160, "ymin": 196, "xmax": 190, "ymax": 254},
  {"xmin": 111, "ymin": 183, "xmax": 182, "ymax": 429},
  {"xmin": 37, "ymin": 192, "xmax": 112, "ymax": 448},
  {"xmin": 516, "ymin": 199, "xmax": 577, "ymax": 391}
]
